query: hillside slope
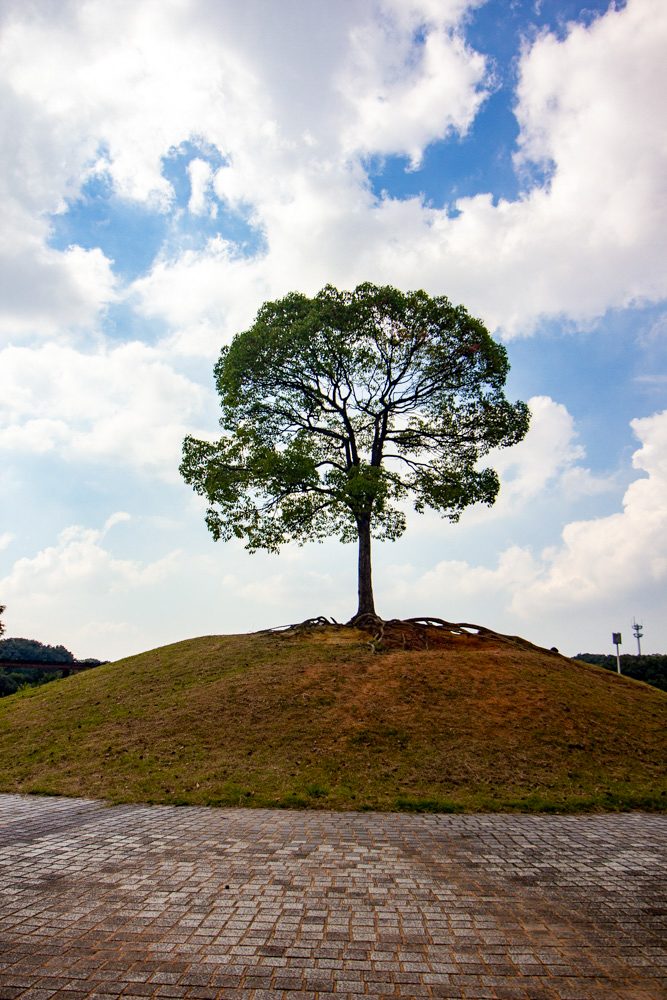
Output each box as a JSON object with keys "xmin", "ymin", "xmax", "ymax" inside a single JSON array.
[{"xmin": 0, "ymin": 626, "xmax": 664, "ymax": 812}]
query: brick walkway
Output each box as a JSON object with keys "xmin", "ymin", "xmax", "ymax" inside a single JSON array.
[{"xmin": 0, "ymin": 796, "xmax": 664, "ymax": 999}]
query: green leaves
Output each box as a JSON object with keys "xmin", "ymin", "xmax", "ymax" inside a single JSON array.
[{"xmin": 181, "ymin": 282, "xmax": 530, "ymax": 554}]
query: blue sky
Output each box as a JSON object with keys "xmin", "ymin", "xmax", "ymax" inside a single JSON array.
[
  {"xmin": 48, "ymin": 141, "xmax": 264, "ymax": 288},
  {"xmin": 0, "ymin": 0, "xmax": 665, "ymax": 659}
]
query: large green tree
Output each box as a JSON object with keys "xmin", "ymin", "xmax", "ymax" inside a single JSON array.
[{"xmin": 180, "ymin": 283, "xmax": 530, "ymax": 619}]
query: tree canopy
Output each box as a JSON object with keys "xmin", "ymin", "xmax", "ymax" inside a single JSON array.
[
  {"xmin": 180, "ymin": 282, "xmax": 530, "ymax": 618},
  {"xmin": 574, "ymin": 653, "xmax": 667, "ymax": 693},
  {"xmin": 0, "ymin": 637, "xmax": 74, "ymax": 663}
]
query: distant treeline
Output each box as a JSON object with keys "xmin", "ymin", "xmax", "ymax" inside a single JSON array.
[
  {"xmin": 0, "ymin": 638, "xmax": 105, "ymax": 698},
  {"xmin": 574, "ymin": 653, "xmax": 667, "ymax": 692}
]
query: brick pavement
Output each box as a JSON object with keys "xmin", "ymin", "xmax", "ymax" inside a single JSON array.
[{"xmin": 0, "ymin": 795, "xmax": 664, "ymax": 1000}]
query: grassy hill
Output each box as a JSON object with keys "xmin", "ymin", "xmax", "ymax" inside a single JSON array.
[{"xmin": 0, "ymin": 624, "xmax": 665, "ymax": 812}]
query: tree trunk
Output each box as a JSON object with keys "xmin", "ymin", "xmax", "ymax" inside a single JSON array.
[{"xmin": 355, "ymin": 515, "xmax": 376, "ymax": 618}]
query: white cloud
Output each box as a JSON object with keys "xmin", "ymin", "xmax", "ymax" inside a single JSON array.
[
  {"xmin": 402, "ymin": 395, "xmax": 614, "ymax": 540},
  {"xmin": 1, "ymin": 0, "xmax": 663, "ymax": 343},
  {"xmin": 102, "ymin": 511, "xmax": 132, "ymax": 534},
  {"xmin": 0, "ymin": 232, "xmax": 116, "ymax": 338},
  {"xmin": 131, "ymin": 237, "xmax": 270, "ymax": 342},
  {"xmin": 187, "ymin": 157, "xmax": 215, "ymax": 216},
  {"xmin": 0, "ymin": 0, "xmax": 257, "ymax": 207},
  {"xmin": 0, "ymin": 0, "xmax": 494, "ymax": 343},
  {"xmin": 387, "ymin": 544, "xmax": 538, "ymax": 605},
  {"xmin": 391, "ymin": 408, "xmax": 667, "ymax": 625},
  {"xmin": 77, "ymin": 620, "xmax": 138, "ymax": 639},
  {"xmin": 0, "ymin": 342, "xmax": 211, "ymax": 479},
  {"xmin": 494, "ymin": 0, "xmax": 667, "ymax": 330},
  {"xmin": 339, "ymin": 4, "xmax": 488, "ymax": 165},
  {"xmin": 135, "ymin": 0, "xmax": 667, "ymax": 341},
  {"xmin": 0, "ymin": 517, "xmax": 180, "ymax": 603},
  {"xmin": 0, "ymin": 533, "xmax": 14, "ymax": 552},
  {"xmin": 0, "ymin": 516, "xmax": 182, "ymax": 659},
  {"xmin": 0, "ymin": 0, "xmax": 266, "ymax": 338},
  {"xmin": 512, "ymin": 407, "xmax": 667, "ymax": 613},
  {"xmin": 0, "ymin": 51, "xmax": 117, "ymax": 337},
  {"xmin": 490, "ymin": 395, "xmax": 614, "ymax": 508}
]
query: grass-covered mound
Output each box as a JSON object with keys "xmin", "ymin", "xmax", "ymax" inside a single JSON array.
[{"xmin": 0, "ymin": 624, "xmax": 664, "ymax": 812}]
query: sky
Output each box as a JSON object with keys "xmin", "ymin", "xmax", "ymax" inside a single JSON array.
[{"xmin": 1, "ymin": 0, "xmax": 666, "ymax": 660}]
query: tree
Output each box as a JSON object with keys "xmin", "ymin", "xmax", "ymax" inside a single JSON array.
[
  {"xmin": 0, "ymin": 637, "xmax": 74, "ymax": 663},
  {"xmin": 180, "ymin": 283, "xmax": 530, "ymax": 619},
  {"xmin": 0, "ymin": 605, "xmax": 5, "ymax": 639}
]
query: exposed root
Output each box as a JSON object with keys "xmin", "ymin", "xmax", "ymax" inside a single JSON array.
[
  {"xmin": 261, "ymin": 615, "xmax": 342, "ymax": 634},
  {"xmin": 263, "ymin": 614, "xmax": 562, "ymax": 656},
  {"xmin": 349, "ymin": 615, "xmax": 505, "ymax": 652}
]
